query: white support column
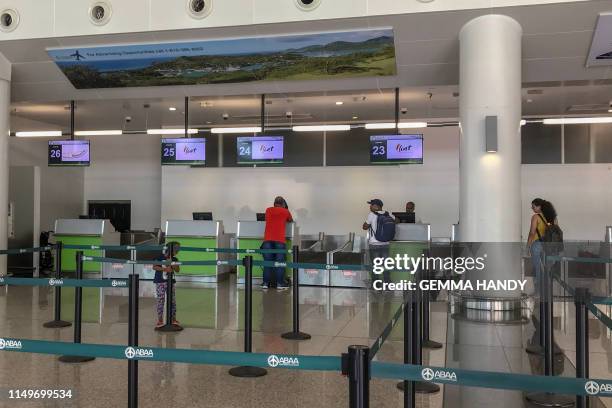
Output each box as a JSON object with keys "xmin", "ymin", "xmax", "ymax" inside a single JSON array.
[
  {"xmin": 459, "ymin": 15, "xmax": 523, "ymax": 290},
  {"xmin": 0, "ymin": 53, "xmax": 9, "ymax": 277}
]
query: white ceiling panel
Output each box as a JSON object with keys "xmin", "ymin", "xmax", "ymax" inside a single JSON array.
[
  {"xmin": 396, "ymin": 39, "xmax": 459, "ymax": 66},
  {"xmin": 523, "ymin": 56, "xmax": 611, "ymax": 82},
  {"xmin": 523, "ymin": 30, "xmax": 594, "ymax": 59}
]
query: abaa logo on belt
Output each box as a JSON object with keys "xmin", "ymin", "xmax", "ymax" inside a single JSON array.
[
  {"xmin": 0, "ymin": 338, "xmax": 22, "ymax": 350},
  {"xmin": 111, "ymin": 280, "xmax": 127, "ymax": 287},
  {"xmin": 421, "ymin": 367, "xmax": 457, "ymax": 382},
  {"xmin": 585, "ymin": 380, "xmax": 612, "ymax": 395},
  {"xmin": 124, "ymin": 347, "xmax": 154, "ymax": 359},
  {"xmin": 49, "ymin": 279, "xmax": 64, "ymax": 286},
  {"xmin": 267, "ymin": 354, "xmax": 299, "ymax": 368}
]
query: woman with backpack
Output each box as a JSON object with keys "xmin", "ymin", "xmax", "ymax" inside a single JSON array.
[{"xmin": 528, "ymin": 198, "xmax": 558, "ymax": 296}]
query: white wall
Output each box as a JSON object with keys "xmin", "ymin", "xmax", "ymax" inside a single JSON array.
[
  {"xmin": 521, "ymin": 164, "xmax": 612, "ymax": 241},
  {"xmin": 83, "ymin": 134, "xmax": 161, "ymax": 231},
  {"xmin": 161, "ymin": 127, "xmax": 461, "ymax": 237},
  {"xmin": 9, "ymin": 138, "xmax": 84, "ymax": 231}
]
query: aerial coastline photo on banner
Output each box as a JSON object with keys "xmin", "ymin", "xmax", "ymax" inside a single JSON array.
[{"xmin": 47, "ymin": 28, "xmax": 396, "ymax": 89}]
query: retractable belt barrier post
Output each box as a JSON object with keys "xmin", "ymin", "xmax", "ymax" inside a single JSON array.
[
  {"xmin": 525, "ymin": 256, "xmax": 574, "ymax": 407},
  {"xmin": 229, "ymin": 255, "xmax": 267, "ymax": 378},
  {"xmin": 156, "ymin": 244, "xmax": 182, "ymax": 333},
  {"xmin": 421, "ymin": 249, "xmax": 442, "ymax": 350},
  {"xmin": 575, "ymin": 288, "xmax": 590, "ymax": 408},
  {"xmin": 403, "ymin": 291, "xmax": 416, "ymax": 408},
  {"xmin": 128, "ymin": 274, "xmax": 139, "ymax": 408},
  {"xmin": 281, "ymin": 245, "xmax": 311, "ymax": 341},
  {"xmin": 43, "ymin": 242, "xmax": 71, "ymax": 329},
  {"xmin": 344, "ymin": 345, "xmax": 370, "ymax": 408},
  {"xmin": 397, "ymin": 268, "xmax": 439, "ymax": 394},
  {"xmin": 59, "ymin": 251, "xmax": 95, "ymax": 363}
]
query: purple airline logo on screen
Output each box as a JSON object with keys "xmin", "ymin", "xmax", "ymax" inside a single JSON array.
[
  {"xmin": 252, "ymin": 139, "xmax": 283, "ymax": 160},
  {"xmin": 387, "ymin": 138, "xmax": 422, "ymax": 159},
  {"xmin": 175, "ymin": 140, "xmax": 205, "ymax": 161},
  {"xmin": 61, "ymin": 142, "xmax": 90, "ymax": 162}
]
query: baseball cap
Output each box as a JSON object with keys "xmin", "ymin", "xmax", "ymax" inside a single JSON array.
[{"xmin": 367, "ymin": 199, "xmax": 384, "ymax": 207}]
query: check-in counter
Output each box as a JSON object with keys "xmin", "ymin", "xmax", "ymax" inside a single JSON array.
[
  {"xmin": 388, "ymin": 223, "xmax": 431, "ymax": 283},
  {"xmin": 164, "ymin": 220, "xmax": 231, "ymax": 282},
  {"xmin": 54, "ymin": 219, "xmax": 120, "ymax": 274},
  {"xmin": 235, "ymin": 221, "xmax": 298, "ymax": 283},
  {"xmin": 53, "ymin": 219, "xmax": 119, "ymax": 324},
  {"xmin": 298, "ymin": 233, "xmax": 330, "ymax": 286}
]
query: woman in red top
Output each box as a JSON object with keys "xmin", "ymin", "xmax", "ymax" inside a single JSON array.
[{"xmin": 261, "ymin": 196, "xmax": 293, "ymax": 290}]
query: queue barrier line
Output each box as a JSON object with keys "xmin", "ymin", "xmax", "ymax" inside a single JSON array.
[
  {"xmin": 80, "ymin": 256, "xmax": 369, "ymax": 272},
  {"xmin": 0, "ymin": 337, "xmax": 341, "ymax": 372},
  {"xmin": 548, "ymin": 255, "xmax": 612, "ymax": 265},
  {"xmin": 369, "ymin": 301, "xmax": 405, "ymax": 359},
  {"xmin": 62, "ymin": 244, "xmax": 290, "ymax": 254},
  {"xmin": 586, "ymin": 302, "xmax": 612, "ymax": 332},
  {"xmin": 370, "ymin": 361, "xmax": 612, "ymax": 397},
  {"xmin": 0, "ymin": 276, "xmax": 128, "ymax": 288},
  {"xmin": 2, "ymin": 336, "xmax": 612, "ymax": 397},
  {"xmin": 0, "ymin": 246, "xmax": 54, "ymax": 255}
]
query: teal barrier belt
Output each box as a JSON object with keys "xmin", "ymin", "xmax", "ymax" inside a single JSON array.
[
  {"xmin": 62, "ymin": 244, "xmax": 164, "ymax": 251},
  {"xmin": 0, "ymin": 246, "xmax": 54, "ymax": 255},
  {"xmin": 369, "ymin": 302, "xmax": 404, "ymax": 359},
  {"xmin": 253, "ymin": 260, "xmax": 368, "ymax": 271},
  {"xmin": 371, "ymin": 361, "xmax": 612, "ymax": 397},
  {"xmin": 81, "ymin": 256, "xmax": 368, "ymax": 271},
  {"xmin": 591, "ymin": 297, "xmax": 612, "ymax": 305},
  {"xmin": 552, "ymin": 273, "xmax": 575, "ymax": 296},
  {"xmin": 548, "ymin": 255, "xmax": 612, "ymax": 265},
  {"xmin": 0, "ymin": 338, "xmax": 340, "ymax": 372},
  {"xmin": 63, "ymin": 244, "xmax": 290, "ymax": 254},
  {"xmin": 0, "ymin": 277, "xmax": 128, "ymax": 288}
]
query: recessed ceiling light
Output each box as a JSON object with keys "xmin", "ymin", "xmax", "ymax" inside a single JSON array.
[
  {"xmin": 526, "ymin": 99, "xmax": 533, "ymax": 103},
  {"xmin": 352, "ymin": 116, "xmax": 359, "ymax": 120},
  {"xmin": 169, "ymin": 107, "xmax": 177, "ymax": 111},
  {"xmin": 335, "ymin": 101, "xmax": 344, "ymax": 106},
  {"xmin": 608, "ymin": 109, "xmax": 612, "ymax": 113}
]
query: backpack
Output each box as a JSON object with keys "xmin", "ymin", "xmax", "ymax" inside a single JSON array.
[
  {"xmin": 537, "ymin": 214, "xmax": 564, "ymax": 255},
  {"xmin": 373, "ymin": 211, "xmax": 396, "ymax": 243}
]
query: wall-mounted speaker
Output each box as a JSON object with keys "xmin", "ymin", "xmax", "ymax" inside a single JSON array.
[
  {"xmin": 0, "ymin": 9, "xmax": 19, "ymax": 33},
  {"xmin": 187, "ymin": 0, "xmax": 213, "ymax": 19},
  {"xmin": 89, "ymin": 2, "xmax": 112, "ymax": 26},
  {"xmin": 295, "ymin": 0, "xmax": 321, "ymax": 12}
]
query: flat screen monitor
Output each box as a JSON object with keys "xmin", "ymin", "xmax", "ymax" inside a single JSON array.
[
  {"xmin": 48, "ymin": 140, "xmax": 90, "ymax": 166},
  {"xmin": 370, "ymin": 134, "xmax": 423, "ymax": 164},
  {"xmin": 392, "ymin": 212, "xmax": 416, "ymax": 224},
  {"xmin": 237, "ymin": 136, "xmax": 284, "ymax": 164},
  {"xmin": 256, "ymin": 213, "xmax": 266, "ymax": 222},
  {"xmin": 161, "ymin": 138, "xmax": 206, "ymax": 165},
  {"xmin": 192, "ymin": 212, "xmax": 213, "ymax": 221}
]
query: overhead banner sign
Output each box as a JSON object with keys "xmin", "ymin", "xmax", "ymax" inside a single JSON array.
[
  {"xmin": 587, "ymin": 13, "xmax": 612, "ymax": 67},
  {"xmin": 46, "ymin": 29, "xmax": 396, "ymax": 89}
]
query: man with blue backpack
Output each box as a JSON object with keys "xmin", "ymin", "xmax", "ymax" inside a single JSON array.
[{"xmin": 362, "ymin": 199, "xmax": 396, "ymax": 284}]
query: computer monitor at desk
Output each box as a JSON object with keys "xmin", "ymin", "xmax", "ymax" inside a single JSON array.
[
  {"xmin": 392, "ymin": 212, "xmax": 416, "ymax": 224},
  {"xmin": 192, "ymin": 212, "xmax": 213, "ymax": 221},
  {"xmin": 256, "ymin": 213, "xmax": 266, "ymax": 222}
]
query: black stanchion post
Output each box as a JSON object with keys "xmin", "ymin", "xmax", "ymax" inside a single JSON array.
[
  {"xmin": 525, "ymin": 255, "xmax": 574, "ymax": 407},
  {"xmin": 43, "ymin": 242, "xmax": 71, "ymax": 328},
  {"xmin": 575, "ymin": 288, "xmax": 589, "ymax": 408},
  {"xmin": 421, "ymin": 249, "xmax": 442, "ymax": 350},
  {"xmin": 282, "ymin": 245, "xmax": 311, "ymax": 340},
  {"xmin": 397, "ymin": 269, "xmax": 440, "ymax": 394},
  {"xmin": 348, "ymin": 345, "xmax": 370, "ymax": 408},
  {"xmin": 59, "ymin": 251, "xmax": 95, "ymax": 363},
  {"xmin": 229, "ymin": 255, "xmax": 267, "ymax": 377},
  {"xmin": 156, "ymin": 243, "xmax": 183, "ymax": 332},
  {"xmin": 128, "ymin": 273, "xmax": 139, "ymax": 408},
  {"xmin": 403, "ymin": 292, "xmax": 416, "ymax": 407}
]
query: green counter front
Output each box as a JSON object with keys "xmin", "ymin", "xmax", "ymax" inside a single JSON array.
[
  {"xmin": 389, "ymin": 241, "xmax": 428, "ymax": 283},
  {"xmin": 55, "ymin": 235, "xmax": 104, "ymax": 273},
  {"xmin": 170, "ymin": 237, "xmax": 218, "ymax": 277}
]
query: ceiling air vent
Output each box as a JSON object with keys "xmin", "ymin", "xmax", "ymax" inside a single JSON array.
[
  {"xmin": 0, "ymin": 9, "xmax": 19, "ymax": 33},
  {"xmin": 89, "ymin": 2, "xmax": 112, "ymax": 26},
  {"xmin": 187, "ymin": 0, "xmax": 213, "ymax": 19},
  {"xmin": 566, "ymin": 104, "xmax": 610, "ymax": 113},
  {"xmin": 295, "ymin": 0, "xmax": 321, "ymax": 11}
]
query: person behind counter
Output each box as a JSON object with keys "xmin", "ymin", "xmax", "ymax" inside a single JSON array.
[
  {"xmin": 406, "ymin": 201, "xmax": 423, "ymax": 224},
  {"xmin": 261, "ymin": 196, "xmax": 293, "ymax": 290},
  {"xmin": 153, "ymin": 241, "xmax": 181, "ymax": 329},
  {"xmin": 363, "ymin": 199, "xmax": 395, "ymax": 283}
]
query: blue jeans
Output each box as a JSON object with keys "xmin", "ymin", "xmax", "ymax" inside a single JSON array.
[
  {"xmin": 261, "ymin": 241, "xmax": 287, "ymax": 286},
  {"xmin": 531, "ymin": 240, "xmax": 544, "ymax": 295}
]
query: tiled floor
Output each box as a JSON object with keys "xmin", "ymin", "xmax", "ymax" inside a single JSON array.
[{"xmin": 0, "ymin": 275, "xmax": 610, "ymax": 407}]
